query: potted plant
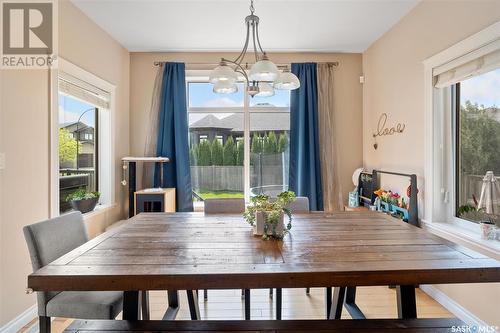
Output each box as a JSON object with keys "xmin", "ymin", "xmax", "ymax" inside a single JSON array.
[
  {"xmin": 67, "ymin": 189, "xmax": 100, "ymax": 214},
  {"xmin": 243, "ymin": 191, "xmax": 296, "ymax": 240}
]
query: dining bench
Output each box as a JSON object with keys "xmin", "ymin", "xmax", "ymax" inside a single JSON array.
[{"xmin": 65, "ymin": 318, "xmax": 464, "ymax": 333}]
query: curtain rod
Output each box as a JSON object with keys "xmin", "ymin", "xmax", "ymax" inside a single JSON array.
[{"xmin": 153, "ymin": 61, "xmax": 339, "ymax": 68}]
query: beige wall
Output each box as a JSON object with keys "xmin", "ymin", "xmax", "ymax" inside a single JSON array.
[
  {"xmin": 362, "ymin": 0, "xmax": 500, "ymax": 326},
  {"xmin": 0, "ymin": 0, "xmax": 130, "ymax": 326},
  {"xmin": 0, "ymin": 69, "xmax": 50, "ymax": 325},
  {"xmin": 130, "ymin": 52, "xmax": 363, "ymax": 203}
]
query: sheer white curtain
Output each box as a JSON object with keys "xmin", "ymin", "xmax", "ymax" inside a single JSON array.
[
  {"xmin": 317, "ymin": 63, "xmax": 342, "ymax": 211},
  {"xmin": 141, "ymin": 66, "xmax": 164, "ymax": 188}
]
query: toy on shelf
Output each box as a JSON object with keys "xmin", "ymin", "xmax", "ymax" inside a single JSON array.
[
  {"xmin": 355, "ymin": 169, "xmax": 418, "ymax": 226},
  {"xmin": 374, "ymin": 188, "xmax": 410, "ymax": 221}
]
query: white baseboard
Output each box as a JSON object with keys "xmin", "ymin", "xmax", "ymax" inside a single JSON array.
[
  {"xmin": 0, "ymin": 304, "xmax": 37, "ymax": 333},
  {"xmin": 420, "ymin": 284, "xmax": 489, "ymax": 328}
]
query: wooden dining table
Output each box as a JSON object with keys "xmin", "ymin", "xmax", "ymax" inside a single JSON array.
[{"xmin": 27, "ymin": 211, "xmax": 500, "ymax": 321}]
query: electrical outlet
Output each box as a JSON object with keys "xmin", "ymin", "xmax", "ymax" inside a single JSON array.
[{"xmin": 0, "ymin": 153, "xmax": 5, "ymax": 170}]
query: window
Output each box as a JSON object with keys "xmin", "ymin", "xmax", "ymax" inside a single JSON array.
[
  {"xmin": 188, "ymin": 109, "xmax": 245, "ymax": 200},
  {"xmin": 424, "ymin": 22, "xmax": 500, "ymax": 249},
  {"xmin": 58, "ymin": 94, "xmax": 98, "ymax": 213},
  {"xmin": 187, "ymin": 80, "xmax": 290, "ymax": 202},
  {"xmin": 454, "ymin": 68, "xmax": 500, "ymax": 224},
  {"xmin": 250, "ymin": 110, "xmax": 290, "ymax": 197},
  {"xmin": 57, "ymin": 68, "xmax": 111, "ymax": 215}
]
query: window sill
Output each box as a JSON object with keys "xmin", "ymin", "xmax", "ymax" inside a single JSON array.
[
  {"xmin": 421, "ymin": 219, "xmax": 500, "ymax": 259},
  {"xmin": 82, "ymin": 203, "xmax": 117, "ymax": 220}
]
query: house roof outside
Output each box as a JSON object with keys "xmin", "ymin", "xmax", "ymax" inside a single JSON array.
[
  {"xmin": 59, "ymin": 121, "xmax": 93, "ymax": 131},
  {"xmin": 190, "ymin": 112, "xmax": 290, "ymax": 133}
]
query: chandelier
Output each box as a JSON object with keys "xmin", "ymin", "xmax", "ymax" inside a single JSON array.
[{"xmin": 209, "ymin": 0, "xmax": 300, "ymax": 97}]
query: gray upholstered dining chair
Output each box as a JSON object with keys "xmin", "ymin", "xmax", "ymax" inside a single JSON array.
[
  {"xmin": 204, "ymin": 198, "xmax": 246, "ymax": 214},
  {"xmin": 23, "ymin": 212, "xmax": 124, "ymax": 333},
  {"xmin": 287, "ymin": 196, "xmax": 310, "ymax": 213}
]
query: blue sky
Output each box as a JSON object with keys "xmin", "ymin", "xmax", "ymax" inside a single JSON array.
[
  {"xmin": 461, "ymin": 68, "xmax": 500, "ymax": 108},
  {"xmin": 188, "ymin": 82, "xmax": 290, "ymax": 108},
  {"xmin": 59, "ymin": 94, "xmax": 96, "ymax": 126}
]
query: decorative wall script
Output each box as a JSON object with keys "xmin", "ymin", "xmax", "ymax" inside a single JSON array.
[{"xmin": 373, "ymin": 113, "xmax": 406, "ymax": 138}]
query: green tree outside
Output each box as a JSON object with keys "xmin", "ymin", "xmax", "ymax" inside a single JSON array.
[
  {"xmin": 459, "ymin": 101, "xmax": 500, "ymax": 176},
  {"xmin": 278, "ymin": 133, "xmax": 289, "ymax": 153},
  {"xmin": 189, "ymin": 145, "xmax": 198, "ymax": 166},
  {"xmin": 264, "ymin": 131, "xmax": 278, "ymax": 153},
  {"xmin": 251, "ymin": 133, "xmax": 263, "ymax": 154},
  {"xmin": 197, "ymin": 140, "xmax": 212, "ymax": 166},
  {"xmin": 59, "ymin": 128, "xmax": 80, "ymax": 165},
  {"xmin": 236, "ymin": 140, "xmax": 244, "ymax": 166},
  {"xmin": 211, "ymin": 139, "xmax": 224, "ymax": 166},
  {"xmin": 223, "ymin": 136, "xmax": 237, "ymax": 166}
]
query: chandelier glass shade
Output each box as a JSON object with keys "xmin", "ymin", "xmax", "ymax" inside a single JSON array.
[
  {"xmin": 274, "ymin": 69, "xmax": 301, "ymax": 90},
  {"xmin": 209, "ymin": 0, "xmax": 300, "ymax": 97},
  {"xmin": 209, "ymin": 62, "xmax": 238, "ymax": 84},
  {"xmin": 249, "ymin": 55, "xmax": 279, "ymax": 82},
  {"xmin": 213, "ymin": 80, "xmax": 238, "ymax": 94},
  {"xmin": 256, "ymin": 82, "xmax": 275, "ymax": 97}
]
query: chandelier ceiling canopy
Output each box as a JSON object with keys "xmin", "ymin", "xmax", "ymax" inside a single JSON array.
[{"xmin": 209, "ymin": 0, "xmax": 300, "ymax": 97}]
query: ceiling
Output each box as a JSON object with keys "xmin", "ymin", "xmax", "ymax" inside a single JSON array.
[{"xmin": 71, "ymin": 0, "xmax": 419, "ymax": 53}]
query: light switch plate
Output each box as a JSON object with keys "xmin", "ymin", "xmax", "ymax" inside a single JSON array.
[{"xmin": 0, "ymin": 153, "xmax": 5, "ymax": 170}]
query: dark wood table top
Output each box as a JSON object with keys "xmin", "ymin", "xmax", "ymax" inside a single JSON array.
[{"xmin": 28, "ymin": 212, "xmax": 500, "ymax": 291}]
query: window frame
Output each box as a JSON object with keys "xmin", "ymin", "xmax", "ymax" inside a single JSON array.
[
  {"xmin": 51, "ymin": 58, "xmax": 116, "ymax": 218},
  {"xmin": 423, "ymin": 21, "xmax": 500, "ymax": 251},
  {"xmin": 186, "ymin": 71, "xmax": 290, "ymax": 202},
  {"xmin": 454, "ymin": 82, "xmax": 461, "ymax": 221}
]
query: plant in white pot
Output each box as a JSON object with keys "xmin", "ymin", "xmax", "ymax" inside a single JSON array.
[{"xmin": 243, "ymin": 191, "xmax": 296, "ymax": 240}]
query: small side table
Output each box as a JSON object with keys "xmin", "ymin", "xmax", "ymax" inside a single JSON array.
[
  {"xmin": 121, "ymin": 156, "xmax": 170, "ymax": 217},
  {"xmin": 135, "ymin": 188, "xmax": 176, "ymax": 214}
]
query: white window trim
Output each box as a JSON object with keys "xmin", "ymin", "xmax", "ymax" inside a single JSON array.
[
  {"xmin": 185, "ymin": 70, "xmax": 290, "ymax": 203},
  {"xmin": 422, "ymin": 20, "xmax": 500, "ymax": 252},
  {"xmin": 50, "ymin": 58, "xmax": 116, "ymax": 218}
]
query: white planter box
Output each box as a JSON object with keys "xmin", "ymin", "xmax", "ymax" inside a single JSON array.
[{"xmin": 253, "ymin": 211, "xmax": 285, "ymax": 236}]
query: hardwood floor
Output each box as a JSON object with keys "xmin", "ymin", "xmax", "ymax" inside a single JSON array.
[{"xmin": 18, "ymin": 287, "xmax": 453, "ymax": 333}]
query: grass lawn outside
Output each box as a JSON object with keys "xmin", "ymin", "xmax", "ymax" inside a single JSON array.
[{"xmin": 196, "ymin": 190, "xmax": 244, "ymax": 200}]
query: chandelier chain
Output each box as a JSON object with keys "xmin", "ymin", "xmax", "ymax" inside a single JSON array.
[{"xmin": 210, "ymin": 0, "xmax": 301, "ymax": 96}]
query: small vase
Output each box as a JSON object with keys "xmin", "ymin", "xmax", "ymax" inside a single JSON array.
[
  {"xmin": 480, "ymin": 221, "xmax": 496, "ymax": 240},
  {"xmin": 253, "ymin": 211, "xmax": 285, "ymax": 237},
  {"xmin": 253, "ymin": 211, "xmax": 266, "ymax": 236}
]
